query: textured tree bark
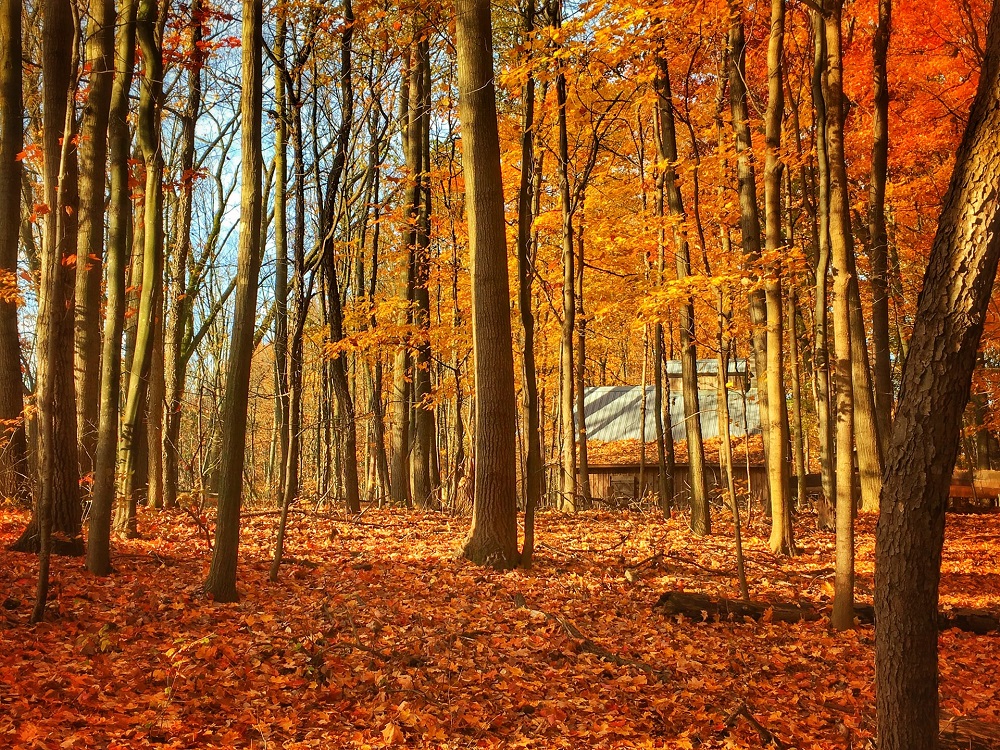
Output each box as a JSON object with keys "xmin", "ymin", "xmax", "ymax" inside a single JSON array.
[
  {"xmin": 869, "ymin": 0, "xmax": 893, "ymax": 442},
  {"xmin": 271, "ymin": 11, "xmax": 289, "ymax": 512},
  {"xmin": 726, "ymin": 0, "xmax": 770, "ymax": 496},
  {"xmin": 320, "ymin": 0, "xmax": 360, "ymax": 516},
  {"xmin": 204, "ymin": 0, "xmax": 263, "ymax": 602},
  {"xmin": 763, "ymin": 0, "xmax": 791, "ymax": 554},
  {"xmin": 410, "ymin": 33, "xmax": 436, "ymax": 509},
  {"xmin": 30, "ymin": 0, "xmax": 81, "ymax": 621},
  {"xmin": 86, "ymin": 0, "xmax": 138, "ymax": 575},
  {"xmin": 810, "ymin": 10, "xmax": 836, "ymax": 515},
  {"xmin": 0, "ymin": 0, "xmax": 29, "ymax": 504},
  {"xmin": 389, "ymin": 50, "xmax": 414, "ymax": 507},
  {"xmin": 875, "ymin": 1, "xmax": 1000, "ymax": 747},
  {"xmin": 517, "ymin": 0, "xmax": 543, "ymax": 566},
  {"xmin": 73, "ymin": 0, "xmax": 114, "ymax": 482},
  {"xmin": 655, "ymin": 53, "xmax": 708, "ymax": 535},
  {"xmin": 117, "ymin": 0, "xmax": 165, "ymax": 536},
  {"xmin": 163, "ymin": 0, "xmax": 204, "ymax": 511},
  {"xmin": 453, "ymin": 0, "xmax": 520, "ymax": 569},
  {"xmin": 824, "ymin": 0, "xmax": 857, "ymax": 632}
]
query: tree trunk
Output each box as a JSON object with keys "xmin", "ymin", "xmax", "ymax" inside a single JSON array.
[
  {"xmin": 869, "ymin": 0, "xmax": 893, "ymax": 440},
  {"xmin": 319, "ymin": 0, "xmax": 360, "ymax": 516},
  {"xmin": 764, "ymin": 0, "xmax": 792, "ymax": 555},
  {"xmin": 29, "ymin": 0, "xmax": 81, "ymax": 621},
  {"xmin": 453, "ymin": 0, "xmax": 520, "ymax": 569},
  {"xmin": 811, "ymin": 9, "xmax": 836, "ymax": 516},
  {"xmin": 117, "ymin": 0, "xmax": 165, "ymax": 536},
  {"xmin": 73, "ymin": 0, "xmax": 114, "ymax": 482},
  {"xmin": 0, "ymin": 0, "xmax": 29, "ymax": 503},
  {"xmin": 575, "ymin": 218, "xmax": 592, "ymax": 506},
  {"xmin": 410, "ymin": 33, "xmax": 435, "ymax": 509},
  {"xmin": 556, "ymin": 37, "xmax": 577, "ymax": 514},
  {"xmin": 655, "ymin": 52, "xmax": 708, "ymax": 535},
  {"xmin": 875, "ymin": 2, "xmax": 1000, "ymax": 747},
  {"xmin": 516, "ymin": 0, "xmax": 542, "ymax": 566},
  {"xmin": 204, "ymin": 0, "xmax": 262, "ymax": 602},
  {"xmin": 86, "ymin": 0, "xmax": 138, "ymax": 575},
  {"xmin": 726, "ymin": 0, "xmax": 770, "ymax": 497},
  {"xmin": 824, "ymin": 0, "xmax": 857, "ymax": 631}
]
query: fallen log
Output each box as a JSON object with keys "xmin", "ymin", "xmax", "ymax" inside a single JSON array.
[
  {"xmin": 940, "ymin": 712, "xmax": 1000, "ymax": 750},
  {"xmin": 655, "ymin": 592, "xmax": 1000, "ymax": 634}
]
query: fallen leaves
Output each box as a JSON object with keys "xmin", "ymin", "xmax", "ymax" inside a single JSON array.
[{"xmin": 0, "ymin": 504, "xmax": 998, "ymax": 748}]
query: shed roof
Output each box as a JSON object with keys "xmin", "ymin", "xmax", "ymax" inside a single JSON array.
[{"xmin": 576, "ymin": 384, "xmax": 762, "ymax": 443}]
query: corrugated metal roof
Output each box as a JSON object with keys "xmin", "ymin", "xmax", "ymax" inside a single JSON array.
[
  {"xmin": 663, "ymin": 358, "xmax": 752, "ymax": 379},
  {"xmin": 576, "ymin": 384, "xmax": 762, "ymax": 443}
]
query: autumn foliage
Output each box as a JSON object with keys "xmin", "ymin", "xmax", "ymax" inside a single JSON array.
[{"xmin": 2, "ymin": 503, "xmax": 999, "ymax": 748}]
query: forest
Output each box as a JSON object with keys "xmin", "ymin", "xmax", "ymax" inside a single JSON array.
[{"xmin": 2, "ymin": 0, "xmax": 1000, "ymax": 745}]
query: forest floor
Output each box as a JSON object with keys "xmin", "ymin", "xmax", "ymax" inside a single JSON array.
[{"xmin": 1, "ymin": 501, "xmax": 999, "ymax": 749}]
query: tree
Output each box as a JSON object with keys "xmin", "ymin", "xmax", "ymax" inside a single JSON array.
[
  {"xmin": 763, "ymin": 0, "xmax": 792, "ymax": 555},
  {"xmin": 204, "ymin": 0, "xmax": 263, "ymax": 602},
  {"xmin": 87, "ymin": 0, "xmax": 138, "ymax": 575},
  {"xmin": 516, "ymin": 0, "xmax": 543, "ymax": 566},
  {"xmin": 824, "ymin": 0, "xmax": 858, "ymax": 632},
  {"xmin": 30, "ymin": 0, "xmax": 82, "ymax": 620},
  {"xmin": 453, "ymin": 0, "xmax": 520, "ymax": 569},
  {"xmin": 73, "ymin": 0, "xmax": 114, "ymax": 481},
  {"xmin": 0, "ymin": 0, "xmax": 29, "ymax": 503},
  {"xmin": 117, "ymin": 0, "xmax": 166, "ymax": 534},
  {"xmin": 654, "ymin": 51, "xmax": 709, "ymax": 536},
  {"xmin": 875, "ymin": 0, "xmax": 1000, "ymax": 746}
]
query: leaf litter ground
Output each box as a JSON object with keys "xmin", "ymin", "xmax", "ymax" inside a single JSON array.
[{"xmin": 1, "ymin": 504, "xmax": 998, "ymax": 749}]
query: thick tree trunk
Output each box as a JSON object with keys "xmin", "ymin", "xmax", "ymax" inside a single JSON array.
[
  {"xmin": 117, "ymin": 0, "xmax": 165, "ymax": 536},
  {"xmin": 0, "ymin": 0, "xmax": 29, "ymax": 503},
  {"xmin": 824, "ymin": 0, "xmax": 857, "ymax": 632},
  {"xmin": 764, "ymin": 0, "xmax": 792, "ymax": 554},
  {"xmin": 875, "ymin": 2, "xmax": 1000, "ymax": 747},
  {"xmin": 86, "ymin": 0, "xmax": 138, "ymax": 575},
  {"xmin": 726, "ymin": 0, "xmax": 770, "ymax": 495},
  {"xmin": 453, "ymin": 0, "xmax": 520, "ymax": 568},
  {"xmin": 320, "ymin": 0, "xmax": 360, "ymax": 516},
  {"xmin": 204, "ymin": 0, "xmax": 263, "ymax": 602},
  {"xmin": 73, "ymin": 0, "xmax": 114, "ymax": 481},
  {"xmin": 29, "ymin": 0, "xmax": 81, "ymax": 621}
]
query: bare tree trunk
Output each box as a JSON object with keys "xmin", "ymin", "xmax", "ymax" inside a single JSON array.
[
  {"xmin": 74, "ymin": 0, "xmax": 114, "ymax": 481},
  {"xmin": 876, "ymin": 3, "xmax": 1000, "ymax": 746},
  {"xmin": 204, "ymin": 0, "xmax": 262, "ymax": 602},
  {"xmin": 30, "ymin": 0, "xmax": 81, "ymax": 622},
  {"xmin": 516, "ymin": 0, "xmax": 542, "ymax": 566},
  {"xmin": 320, "ymin": 0, "xmax": 360, "ymax": 516},
  {"xmin": 86, "ymin": 0, "xmax": 138, "ymax": 575},
  {"xmin": 453, "ymin": 0, "xmax": 520, "ymax": 568},
  {"xmin": 271, "ymin": 10, "xmax": 289, "ymax": 510},
  {"xmin": 575, "ymin": 217, "xmax": 592, "ymax": 507},
  {"xmin": 655, "ymin": 51, "xmax": 708, "ymax": 534},
  {"xmin": 556, "ymin": 31, "xmax": 577, "ymax": 513},
  {"xmin": 824, "ymin": 0, "xmax": 857, "ymax": 631},
  {"xmin": 117, "ymin": 0, "xmax": 165, "ymax": 537},
  {"xmin": 764, "ymin": 0, "xmax": 792, "ymax": 555},
  {"xmin": 726, "ymin": 0, "xmax": 770, "ymax": 498},
  {"xmin": 0, "ymin": 0, "xmax": 29, "ymax": 503},
  {"xmin": 811, "ymin": 10, "xmax": 836, "ymax": 516},
  {"xmin": 410, "ymin": 33, "xmax": 435, "ymax": 509},
  {"xmin": 869, "ymin": 0, "xmax": 893, "ymax": 440}
]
